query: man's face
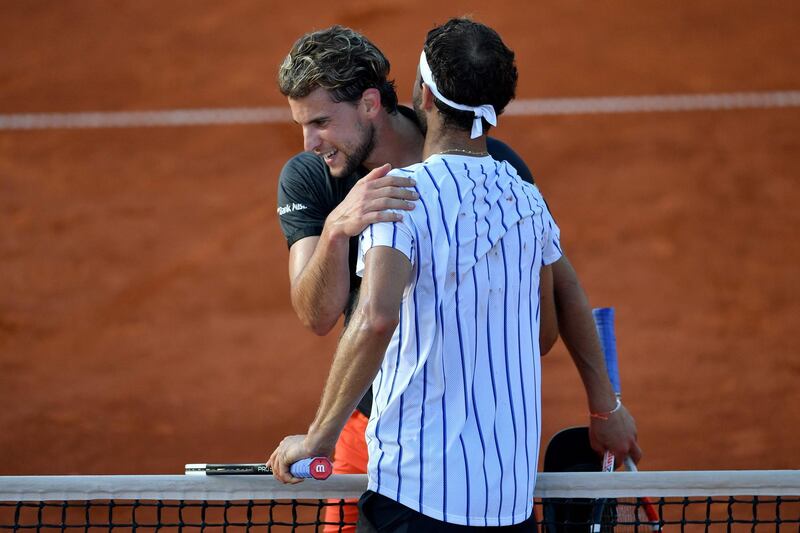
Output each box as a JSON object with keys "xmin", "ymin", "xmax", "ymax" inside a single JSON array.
[{"xmin": 288, "ymin": 88, "xmax": 375, "ymax": 178}]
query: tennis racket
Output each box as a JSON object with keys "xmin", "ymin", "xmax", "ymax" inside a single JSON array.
[
  {"xmin": 589, "ymin": 307, "xmax": 620, "ymax": 533},
  {"xmin": 185, "ymin": 457, "xmax": 333, "ymax": 480},
  {"xmin": 592, "ymin": 307, "xmax": 660, "ymax": 532}
]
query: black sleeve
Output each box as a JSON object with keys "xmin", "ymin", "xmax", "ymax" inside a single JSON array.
[
  {"xmin": 487, "ymin": 137, "xmax": 536, "ymax": 185},
  {"xmin": 276, "ymin": 153, "xmax": 334, "ymax": 249}
]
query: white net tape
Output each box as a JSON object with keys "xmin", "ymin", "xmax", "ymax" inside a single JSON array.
[{"xmin": 1, "ymin": 470, "xmax": 798, "ymax": 502}]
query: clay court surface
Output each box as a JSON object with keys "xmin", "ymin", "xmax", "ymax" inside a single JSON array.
[{"xmin": 1, "ymin": 1, "xmax": 798, "ymax": 476}]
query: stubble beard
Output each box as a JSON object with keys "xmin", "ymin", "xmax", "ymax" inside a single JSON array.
[
  {"xmin": 331, "ymin": 123, "xmax": 377, "ymax": 178},
  {"xmin": 412, "ymin": 91, "xmax": 428, "ymax": 136}
]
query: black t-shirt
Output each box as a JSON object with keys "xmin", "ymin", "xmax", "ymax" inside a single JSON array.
[{"xmin": 276, "ymin": 106, "xmax": 536, "ymax": 416}]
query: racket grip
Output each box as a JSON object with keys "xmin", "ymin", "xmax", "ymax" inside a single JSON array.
[
  {"xmin": 592, "ymin": 307, "xmax": 621, "ymax": 395},
  {"xmin": 290, "ymin": 456, "xmax": 333, "ymax": 480}
]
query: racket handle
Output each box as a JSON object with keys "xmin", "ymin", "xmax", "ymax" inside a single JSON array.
[
  {"xmin": 592, "ymin": 307, "xmax": 621, "ymax": 395},
  {"xmin": 290, "ymin": 456, "xmax": 333, "ymax": 480},
  {"xmin": 185, "ymin": 457, "xmax": 333, "ymax": 480}
]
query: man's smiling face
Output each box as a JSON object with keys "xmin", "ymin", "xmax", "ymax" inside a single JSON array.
[{"xmin": 289, "ymin": 88, "xmax": 375, "ymax": 178}]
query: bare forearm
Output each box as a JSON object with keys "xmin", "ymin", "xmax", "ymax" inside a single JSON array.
[
  {"xmin": 291, "ymin": 229, "xmax": 351, "ymax": 335},
  {"xmin": 539, "ymin": 265, "xmax": 558, "ymax": 354},
  {"xmin": 289, "ymin": 166, "xmax": 418, "ymax": 335},
  {"xmin": 269, "ymin": 243, "xmax": 412, "ymax": 482},
  {"xmin": 306, "ymin": 309, "xmax": 395, "ymax": 453},
  {"xmin": 552, "ymin": 256, "xmax": 617, "ymax": 412}
]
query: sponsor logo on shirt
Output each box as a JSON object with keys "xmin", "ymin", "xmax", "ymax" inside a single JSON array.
[{"xmin": 277, "ymin": 203, "xmax": 308, "ymax": 216}]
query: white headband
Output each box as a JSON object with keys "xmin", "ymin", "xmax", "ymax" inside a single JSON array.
[{"xmin": 419, "ymin": 51, "xmax": 497, "ymax": 139}]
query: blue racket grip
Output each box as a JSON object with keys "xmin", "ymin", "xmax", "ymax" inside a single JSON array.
[
  {"xmin": 290, "ymin": 457, "xmax": 333, "ymax": 480},
  {"xmin": 592, "ymin": 307, "xmax": 621, "ymax": 395}
]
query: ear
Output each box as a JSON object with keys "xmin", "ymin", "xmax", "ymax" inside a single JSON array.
[
  {"xmin": 421, "ymin": 84, "xmax": 435, "ymax": 110},
  {"xmin": 360, "ymin": 88, "xmax": 382, "ymax": 118}
]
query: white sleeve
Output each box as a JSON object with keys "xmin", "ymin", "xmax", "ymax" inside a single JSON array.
[
  {"xmin": 542, "ymin": 205, "xmax": 563, "ymax": 266},
  {"xmin": 356, "ymin": 217, "xmax": 415, "ymax": 277}
]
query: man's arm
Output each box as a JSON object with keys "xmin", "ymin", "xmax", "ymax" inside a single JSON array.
[
  {"xmin": 289, "ymin": 234, "xmax": 349, "ymax": 335},
  {"xmin": 288, "ymin": 164, "xmax": 417, "ymax": 335},
  {"xmin": 269, "ymin": 246, "xmax": 412, "ymax": 482},
  {"xmin": 539, "ymin": 264, "xmax": 558, "ymax": 355},
  {"xmin": 551, "ymin": 255, "xmax": 642, "ymax": 462}
]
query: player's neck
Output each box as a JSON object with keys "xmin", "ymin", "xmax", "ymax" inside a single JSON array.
[
  {"xmin": 362, "ymin": 110, "xmax": 424, "ymax": 170},
  {"xmin": 423, "ymin": 127, "xmax": 488, "ymax": 160}
]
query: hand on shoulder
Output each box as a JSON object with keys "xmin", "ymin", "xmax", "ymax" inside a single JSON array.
[{"xmin": 325, "ymin": 164, "xmax": 419, "ymax": 239}]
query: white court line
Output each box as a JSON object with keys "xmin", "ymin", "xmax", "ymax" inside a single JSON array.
[
  {"xmin": 1, "ymin": 91, "xmax": 798, "ymax": 130},
  {"xmin": 0, "ymin": 107, "xmax": 291, "ymax": 130},
  {"xmin": 505, "ymin": 91, "xmax": 800, "ymax": 116}
]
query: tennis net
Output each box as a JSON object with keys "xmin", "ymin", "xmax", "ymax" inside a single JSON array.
[{"xmin": 1, "ymin": 470, "xmax": 798, "ymax": 531}]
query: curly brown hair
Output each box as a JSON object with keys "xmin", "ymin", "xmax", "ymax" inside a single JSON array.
[{"xmin": 278, "ymin": 26, "xmax": 398, "ymax": 112}]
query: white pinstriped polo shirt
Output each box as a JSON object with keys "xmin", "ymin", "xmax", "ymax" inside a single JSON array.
[{"xmin": 356, "ymin": 153, "xmax": 562, "ymax": 527}]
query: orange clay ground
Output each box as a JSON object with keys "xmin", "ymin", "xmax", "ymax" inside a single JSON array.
[{"xmin": 1, "ymin": 1, "xmax": 798, "ymax": 475}]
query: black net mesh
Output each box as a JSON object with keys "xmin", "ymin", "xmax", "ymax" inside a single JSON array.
[
  {"xmin": 2, "ymin": 495, "xmax": 799, "ymax": 532},
  {"xmin": 1, "ymin": 499, "xmax": 354, "ymax": 532},
  {"xmin": 540, "ymin": 495, "xmax": 800, "ymax": 532}
]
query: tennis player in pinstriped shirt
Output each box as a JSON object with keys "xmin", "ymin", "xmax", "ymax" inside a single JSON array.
[
  {"xmin": 269, "ymin": 19, "xmax": 593, "ymax": 530},
  {"xmin": 353, "ymin": 22, "xmax": 560, "ymax": 528}
]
